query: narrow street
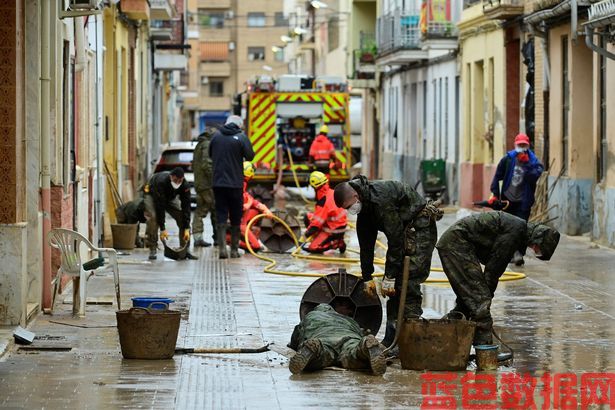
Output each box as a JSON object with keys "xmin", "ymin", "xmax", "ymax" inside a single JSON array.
[{"xmin": 1, "ymin": 212, "xmax": 614, "ymax": 409}]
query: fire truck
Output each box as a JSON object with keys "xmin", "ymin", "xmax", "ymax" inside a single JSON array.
[{"xmin": 238, "ymin": 75, "xmax": 352, "ymax": 185}]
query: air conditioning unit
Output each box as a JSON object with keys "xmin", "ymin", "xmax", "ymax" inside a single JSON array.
[
  {"xmin": 201, "ymin": 76, "xmax": 209, "ymax": 85},
  {"xmin": 69, "ymin": 0, "xmax": 101, "ymax": 10},
  {"xmin": 225, "ymin": 11, "xmax": 234, "ymax": 19},
  {"xmin": 228, "ymin": 41, "xmax": 236, "ymax": 51}
]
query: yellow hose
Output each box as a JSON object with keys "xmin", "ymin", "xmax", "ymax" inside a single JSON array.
[{"xmin": 244, "ymin": 214, "xmax": 526, "ymax": 283}]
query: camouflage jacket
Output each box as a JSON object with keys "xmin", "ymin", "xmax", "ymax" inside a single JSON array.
[
  {"xmin": 192, "ymin": 132, "xmax": 213, "ymax": 192},
  {"xmin": 289, "ymin": 304, "xmax": 363, "ymax": 350},
  {"xmin": 436, "ymin": 211, "xmax": 528, "ymax": 280},
  {"xmin": 350, "ymin": 175, "xmax": 427, "ymax": 279}
]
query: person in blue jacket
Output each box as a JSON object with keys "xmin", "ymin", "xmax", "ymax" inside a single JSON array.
[{"xmin": 489, "ymin": 133, "xmax": 544, "ymax": 265}]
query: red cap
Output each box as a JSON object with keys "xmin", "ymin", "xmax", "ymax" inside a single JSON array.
[{"xmin": 514, "ymin": 133, "xmax": 530, "ymax": 146}]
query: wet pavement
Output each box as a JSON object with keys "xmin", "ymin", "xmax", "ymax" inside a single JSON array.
[{"xmin": 1, "ymin": 207, "xmax": 615, "ymax": 409}]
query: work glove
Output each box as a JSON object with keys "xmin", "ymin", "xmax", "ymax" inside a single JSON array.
[
  {"xmin": 183, "ymin": 229, "xmax": 190, "ymax": 242},
  {"xmin": 487, "ymin": 195, "xmax": 498, "ymax": 206},
  {"xmin": 380, "ymin": 276, "xmax": 396, "ymax": 297},
  {"xmin": 304, "ymin": 226, "xmax": 318, "ymax": 239},
  {"xmin": 160, "ymin": 230, "xmax": 169, "ymax": 241},
  {"xmin": 517, "ymin": 152, "xmax": 529, "ymax": 163},
  {"xmin": 363, "ymin": 280, "xmax": 377, "ymax": 297},
  {"xmin": 423, "ymin": 200, "xmax": 444, "ymax": 221}
]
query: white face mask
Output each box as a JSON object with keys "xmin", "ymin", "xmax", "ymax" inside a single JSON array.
[
  {"xmin": 348, "ymin": 201, "xmax": 362, "ymax": 215},
  {"xmin": 171, "ymin": 181, "xmax": 182, "ymax": 190},
  {"xmin": 515, "ymin": 146, "xmax": 528, "ymax": 153}
]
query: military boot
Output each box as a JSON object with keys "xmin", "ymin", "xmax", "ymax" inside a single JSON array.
[
  {"xmin": 217, "ymin": 224, "xmax": 228, "ymax": 259},
  {"xmin": 148, "ymin": 248, "xmax": 157, "ymax": 261},
  {"xmin": 193, "ymin": 233, "xmax": 211, "ymax": 247},
  {"xmin": 473, "ymin": 325, "xmax": 494, "ymax": 346},
  {"xmin": 230, "ymin": 226, "xmax": 241, "ymax": 258},
  {"xmin": 404, "ymin": 304, "xmax": 423, "ymax": 319},
  {"xmin": 289, "ymin": 339, "xmax": 322, "ymax": 375},
  {"xmin": 359, "ymin": 335, "xmax": 387, "ymax": 376}
]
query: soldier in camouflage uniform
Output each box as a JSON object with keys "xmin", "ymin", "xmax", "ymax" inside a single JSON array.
[
  {"xmin": 436, "ymin": 211, "xmax": 560, "ymax": 345},
  {"xmin": 192, "ymin": 128, "xmax": 217, "ymax": 247},
  {"xmin": 334, "ymin": 175, "xmax": 443, "ymax": 347},
  {"xmin": 288, "ymin": 304, "xmax": 387, "ymax": 375}
]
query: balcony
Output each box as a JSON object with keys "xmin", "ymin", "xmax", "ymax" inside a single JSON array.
[
  {"xmin": 200, "ymin": 61, "xmax": 232, "ymax": 77},
  {"xmin": 149, "ymin": 0, "xmax": 176, "ymax": 20},
  {"xmin": 376, "ymin": 9, "xmax": 458, "ymax": 65},
  {"xmin": 352, "ymin": 32, "xmax": 376, "ymax": 83},
  {"xmin": 122, "ymin": 0, "xmax": 150, "ymax": 20},
  {"xmin": 483, "ymin": 0, "xmax": 524, "ymax": 20},
  {"xmin": 150, "ymin": 20, "xmax": 173, "ymax": 41},
  {"xmin": 197, "ymin": 0, "xmax": 231, "ymax": 8},
  {"xmin": 585, "ymin": 0, "xmax": 615, "ymax": 29}
]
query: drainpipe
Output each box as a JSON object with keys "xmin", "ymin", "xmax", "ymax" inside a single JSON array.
[
  {"xmin": 41, "ymin": 0, "xmax": 52, "ymax": 310},
  {"xmin": 584, "ymin": 26, "xmax": 615, "ymax": 59},
  {"xmin": 94, "ymin": 15, "xmax": 104, "ymax": 246},
  {"xmin": 571, "ymin": 0, "xmax": 578, "ymax": 44}
]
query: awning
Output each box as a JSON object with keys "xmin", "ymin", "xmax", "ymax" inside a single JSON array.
[{"xmin": 200, "ymin": 42, "xmax": 229, "ymax": 62}]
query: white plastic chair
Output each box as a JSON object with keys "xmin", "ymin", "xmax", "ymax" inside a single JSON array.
[{"xmin": 48, "ymin": 228, "xmax": 121, "ymax": 317}]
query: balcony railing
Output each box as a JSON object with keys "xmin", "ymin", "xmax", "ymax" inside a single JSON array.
[
  {"xmin": 377, "ymin": 9, "xmax": 458, "ymax": 55},
  {"xmin": 377, "ymin": 12, "xmax": 421, "ymax": 54}
]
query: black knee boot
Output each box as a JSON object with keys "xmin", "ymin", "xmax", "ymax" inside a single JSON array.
[
  {"xmin": 217, "ymin": 224, "xmax": 228, "ymax": 259},
  {"xmin": 230, "ymin": 226, "xmax": 241, "ymax": 258}
]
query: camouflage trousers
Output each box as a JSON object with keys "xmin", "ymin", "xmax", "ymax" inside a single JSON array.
[
  {"xmin": 297, "ymin": 335, "xmax": 370, "ymax": 371},
  {"xmin": 192, "ymin": 189, "xmax": 217, "ymax": 240},
  {"xmin": 437, "ymin": 240, "xmax": 497, "ymax": 345},
  {"xmin": 387, "ymin": 214, "xmax": 438, "ymax": 321},
  {"xmin": 144, "ymin": 194, "xmax": 188, "ymax": 250}
]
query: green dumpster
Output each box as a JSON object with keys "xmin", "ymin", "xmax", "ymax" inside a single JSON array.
[{"xmin": 420, "ymin": 159, "xmax": 446, "ymax": 198}]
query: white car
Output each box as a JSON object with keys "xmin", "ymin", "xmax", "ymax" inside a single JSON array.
[{"xmin": 153, "ymin": 141, "xmax": 198, "ymax": 207}]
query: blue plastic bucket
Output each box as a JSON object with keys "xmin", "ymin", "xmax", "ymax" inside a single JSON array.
[{"xmin": 131, "ymin": 297, "xmax": 175, "ymax": 310}]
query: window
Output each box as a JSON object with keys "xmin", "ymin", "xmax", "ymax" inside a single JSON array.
[
  {"xmin": 597, "ymin": 35, "xmax": 607, "ymax": 182},
  {"xmin": 200, "ymin": 42, "xmax": 229, "ymax": 62},
  {"xmin": 248, "ymin": 46, "xmax": 265, "ymax": 61},
  {"xmin": 209, "ymin": 79, "xmax": 224, "ymax": 97},
  {"xmin": 275, "ymin": 12, "xmax": 288, "ymax": 27},
  {"xmin": 274, "ymin": 48, "xmax": 284, "ymax": 62},
  {"xmin": 247, "ymin": 12, "xmax": 266, "ymax": 27},
  {"xmin": 180, "ymin": 71, "xmax": 189, "ymax": 88},
  {"xmin": 199, "ymin": 10, "xmax": 225, "ymax": 28},
  {"xmin": 562, "ymin": 35, "xmax": 569, "ymax": 175},
  {"xmin": 328, "ymin": 16, "xmax": 340, "ymax": 51}
]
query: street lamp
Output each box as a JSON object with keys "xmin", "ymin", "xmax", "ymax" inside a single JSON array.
[
  {"xmin": 310, "ymin": 0, "xmax": 328, "ymax": 9},
  {"xmin": 271, "ymin": 46, "xmax": 283, "ymax": 53},
  {"xmin": 281, "ymin": 35, "xmax": 293, "ymax": 43},
  {"xmin": 293, "ymin": 27, "xmax": 308, "ymax": 35}
]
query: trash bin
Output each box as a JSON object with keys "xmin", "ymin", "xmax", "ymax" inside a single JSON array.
[
  {"xmin": 420, "ymin": 159, "xmax": 446, "ymax": 198},
  {"xmin": 111, "ymin": 223, "xmax": 138, "ymax": 250},
  {"xmin": 116, "ymin": 305, "xmax": 180, "ymax": 359}
]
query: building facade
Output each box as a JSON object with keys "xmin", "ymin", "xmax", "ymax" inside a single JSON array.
[
  {"xmin": 376, "ymin": 0, "xmax": 462, "ymax": 202},
  {"xmin": 187, "ymin": 0, "xmax": 288, "ymax": 133}
]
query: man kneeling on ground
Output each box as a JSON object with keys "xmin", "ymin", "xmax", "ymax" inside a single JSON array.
[
  {"xmin": 288, "ymin": 304, "xmax": 387, "ymax": 376},
  {"xmin": 436, "ymin": 211, "xmax": 560, "ymax": 345}
]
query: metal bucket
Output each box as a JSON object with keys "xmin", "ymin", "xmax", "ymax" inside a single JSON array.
[
  {"xmin": 116, "ymin": 305, "xmax": 181, "ymax": 359},
  {"xmin": 111, "ymin": 223, "xmax": 138, "ymax": 250},
  {"xmin": 398, "ymin": 317, "xmax": 476, "ymax": 371},
  {"xmin": 475, "ymin": 344, "xmax": 499, "ymax": 371},
  {"xmin": 162, "ymin": 240, "xmax": 188, "ymax": 260}
]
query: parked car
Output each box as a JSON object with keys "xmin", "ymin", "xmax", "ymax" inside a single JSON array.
[{"xmin": 153, "ymin": 141, "xmax": 197, "ymax": 207}]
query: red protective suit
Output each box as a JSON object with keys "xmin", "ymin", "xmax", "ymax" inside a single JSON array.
[
  {"xmin": 227, "ymin": 181, "xmax": 271, "ymax": 251},
  {"xmin": 309, "ymin": 134, "xmax": 336, "ymax": 174},
  {"xmin": 304, "ymin": 184, "xmax": 347, "ymax": 253}
]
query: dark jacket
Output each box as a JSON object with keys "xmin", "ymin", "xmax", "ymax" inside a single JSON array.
[
  {"xmin": 350, "ymin": 175, "xmax": 426, "ymax": 279},
  {"xmin": 146, "ymin": 171, "xmax": 191, "ymax": 231},
  {"xmin": 209, "ymin": 123, "xmax": 255, "ymax": 189},
  {"xmin": 116, "ymin": 197, "xmax": 146, "ymax": 224},
  {"xmin": 436, "ymin": 211, "xmax": 528, "ymax": 282},
  {"xmin": 193, "ymin": 131, "xmax": 214, "ymax": 192},
  {"xmin": 490, "ymin": 150, "xmax": 543, "ymax": 212}
]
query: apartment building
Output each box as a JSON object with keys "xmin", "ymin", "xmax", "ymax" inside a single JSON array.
[{"xmin": 184, "ymin": 0, "xmax": 289, "ymax": 132}]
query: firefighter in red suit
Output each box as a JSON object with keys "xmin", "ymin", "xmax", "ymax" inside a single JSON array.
[
  {"xmin": 309, "ymin": 124, "xmax": 336, "ymax": 175},
  {"xmin": 228, "ymin": 162, "xmax": 273, "ymax": 252},
  {"xmin": 303, "ymin": 171, "xmax": 347, "ymax": 253}
]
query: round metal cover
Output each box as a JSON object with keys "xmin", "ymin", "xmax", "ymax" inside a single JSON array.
[
  {"xmin": 300, "ymin": 269, "xmax": 382, "ymax": 335},
  {"xmin": 259, "ymin": 210, "xmax": 302, "ymax": 253}
]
